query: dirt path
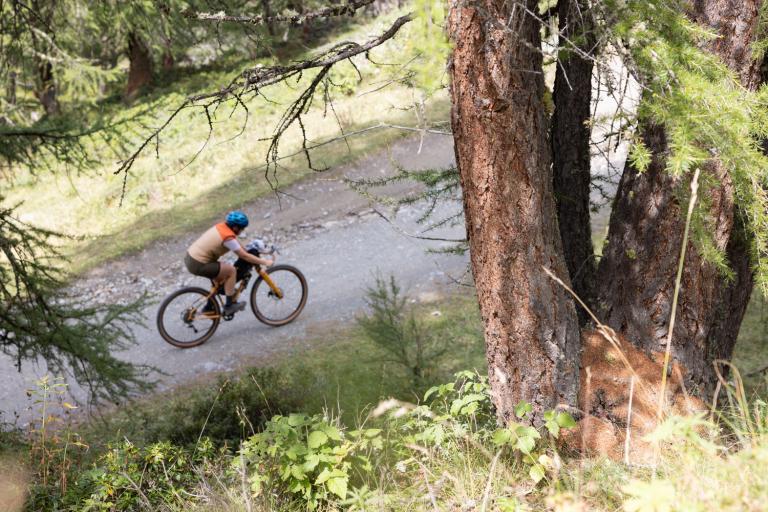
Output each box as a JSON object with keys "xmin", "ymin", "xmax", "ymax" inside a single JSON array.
[{"xmin": 0, "ymin": 133, "xmax": 468, "ymax": 423}]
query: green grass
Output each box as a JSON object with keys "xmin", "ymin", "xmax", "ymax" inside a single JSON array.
[
  {"xmin": 1, "ymin": 10, "xmax": 450, "ymax": 274},
  {"xmin": 281, "ymin": 293, "xmax": 485, "ymax": 421},
  {"xmin": 733, "ymin": 295, "xmax": 768, "ymax": 397}
]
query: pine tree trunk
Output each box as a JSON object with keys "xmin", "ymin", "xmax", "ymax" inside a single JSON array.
[
  {"xmin": 7, "ymin": 70, "xmax": 16, "ymax": 106},
  {"xmin": 261, "ymin": 0, "xmax": 276, "ymax": 36},
  {"xmin": 36, "ymin": 61, "xmax": 59, "ymax": 115},
  {"xmin": 551, "ymin": 0, "xmax": 596, "ymax": 325},
  {"xmin": 162, "ymin": 50, "xmax": 174, "ymax": 72},
  {"xmin": 28, "ymin": 0, "xmax": 58, "ymax": 116},
  {"xmin": 596, "ymin": 0, "xmax": 762, "ymax": 396},
  {"xmin": 448, "ymin": 0, "xmax": 581, "ymax": 424},
  {"xmin": 125, "ymin": 32, "xmax": 153, "ymax": 99}
]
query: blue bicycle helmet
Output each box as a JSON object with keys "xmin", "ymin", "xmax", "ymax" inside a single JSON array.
[{"xmin": 225, "ymin": 210, "xmax": 249, "ymax": 229}]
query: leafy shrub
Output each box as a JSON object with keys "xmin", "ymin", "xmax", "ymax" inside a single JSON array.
[
  {"xmin": 85, "ymin": 367, "xmax": 304, "ymax": 449},
  {"xmin": 491, "ymin": 403, "xmax": 575, "ymax": 484},
  {"xmin": 28, "ymin": 439, "xmax": 218, "ymax": 511},
  {"xmin": 389, "ymin": 371, "xmax": 496, "ymax": 451},
  {"xmin": 237, "ymin": 413, "xmax": 382, "ymax": 510},
  {"xmin": 385, "ymin": 371, "xmax": 575, "ymax": 485}
]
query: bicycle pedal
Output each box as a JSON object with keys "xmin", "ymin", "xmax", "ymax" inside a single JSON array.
[{"xmin": 223, "ymin": 313, "xmax": 235, "ymax": 321}]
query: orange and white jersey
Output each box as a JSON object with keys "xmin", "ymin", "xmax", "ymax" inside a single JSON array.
[{"xmin": 187, "ymin": 223, "xmax": 242, "ymax": 263}]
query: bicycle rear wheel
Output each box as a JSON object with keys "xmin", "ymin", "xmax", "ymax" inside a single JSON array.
[
  {"xmin": 157, "ymin": 287, "xmax": 221, "ymax": 348},
  {"xmin": 250, "ymin": 265, "xmax": 308, "ymax": 326}
]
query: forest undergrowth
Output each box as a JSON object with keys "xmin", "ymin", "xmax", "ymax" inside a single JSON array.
[{"xmin": 3, "ymin": 288, "xmax": 768, "ymax": 511}]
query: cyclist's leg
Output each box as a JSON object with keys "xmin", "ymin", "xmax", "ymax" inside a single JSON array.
[
  {"xmin": 215, "ymin": 263, "xmax": 236, "ymax": 295},
  {"xmin": 216, "ymin": 263, "xmax": 245, "ymax": 314},
  {"xmin": 184, "ymin": 254, "xmax": 221, "ymax": 314}
]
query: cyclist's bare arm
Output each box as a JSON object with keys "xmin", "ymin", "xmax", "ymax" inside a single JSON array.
[{"xmin": 234, "ymin": 247, "xmax": 275, "ymax": 267}]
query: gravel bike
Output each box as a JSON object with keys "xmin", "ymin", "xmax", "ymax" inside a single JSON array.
[{"xmin": 157, "ymin": 241, "xmax": 308, "ymax": 348}]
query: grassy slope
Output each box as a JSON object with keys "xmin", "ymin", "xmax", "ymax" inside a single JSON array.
[
  {"xmin": 1, "ymin": 10, "xmax": 449, "ymax": 273},
  {"xmin": 21, "ymin": 290, "xmax": 768, "ymax": 511},
  {"xmin": 733, "ymin": 295, "xmax": 768, "ymax": 396}
]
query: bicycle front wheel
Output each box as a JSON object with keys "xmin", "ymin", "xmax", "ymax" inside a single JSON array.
[
  {"xmin": 250, "ymin": 265, "xmax": 308, "ymax": 326},
  {"xmin": 157, "ymin": 287, "xmax": 220, "ymax": 348}
]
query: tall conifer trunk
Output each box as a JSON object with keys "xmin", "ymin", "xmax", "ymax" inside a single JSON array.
[
  {"xmin": 36, "ymin": 61, "xmax": 59, "ymax": 115},
  {"xmin": 125, "ymin": 32, "xmax": 153, "ymax": 99},
  {"xmin": 448, "ymin": 0, "xmax": 581, "ymax": 423},
  {"xmin": 551, "ymin": 0, "xmax": 596, "ymax": 325},
  {"xmin": 596, "ymin": 0, "xmax": 762, "ymax": 396}
]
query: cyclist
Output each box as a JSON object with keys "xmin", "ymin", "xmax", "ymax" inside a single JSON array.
[{"xmin": 185, "ymin": 211, "xmax": 275, "ymax": 315}]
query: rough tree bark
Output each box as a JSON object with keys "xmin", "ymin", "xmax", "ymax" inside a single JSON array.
[
  {"xmin": 125, "ymin": 32, "xmax": 153, "ymax": 99},
  {"xmin": 551, "ymin": 0, "xmax": 596, "ymax": 325},
  {"xmin": 261, "ymin": 0, "xmax": 276, "ymax": 36},
  {"xmin": 448, "ymin": 0, "xmax": 581, "ymax": 423},
  {"xmin": 36, "ymin": 61, "xmax": 59, "ymax": 115},
  {"xmin": 28, "ymin": 0, "xmax": 59, "ymax": 115},
  {"xmin": 596, "ymin": 0, "xmax": 762, "ymax": 396},
  {"xmin": 7, "ymin": 70, "xmax": 17, "ymax": 106}
]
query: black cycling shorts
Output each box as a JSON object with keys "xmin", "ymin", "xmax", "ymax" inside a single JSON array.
[{"xmin": 185, "ymin": 253, "xmax": 220, "ymax": 279}]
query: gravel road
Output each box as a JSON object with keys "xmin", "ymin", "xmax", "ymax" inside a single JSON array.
[{"xmin": 0, "ymin": 134, "xmax": 470, "ymax": 424}]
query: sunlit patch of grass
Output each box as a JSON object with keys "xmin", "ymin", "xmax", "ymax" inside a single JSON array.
[
  {"xmin": 283, "ymin": 293, "xmax": 484, "ymax": 423},
  {"xmin": 733, "ymin": 295, "xmax": 768, "ymax": 398}
]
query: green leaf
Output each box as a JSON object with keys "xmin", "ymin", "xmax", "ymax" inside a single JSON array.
[
  {"xmin": 288, "ymin": 414, "xmax": 306, "ymax": 426},
  {"xmin": 516, "ymin": 435, "xmax": 536, "ymax": 455},
  {"xmin": 326, "ymin": 476, "xmax": 348, "ymax": 499},
  {"xmin": 492, "ymin": 428, "xmax": 512, "ymax": 446},
  {"xmin": 450, "ymin": 397, "xmax": 465, "ymax": 416},
  {"xmin": 290, "ymin": 464, "xmax": 306, "ymax": 481},
  {"xmin": 514, "ymin": 401, "xmax": 533, "ymax": 419},
  {"xmin": 556, "ymin": 412, "xmax": 577, "ymax": 428},
  {"xmin": 516, "ymin": 426, "xmax": 541, "ymax": 440},
  {"xmin": 545, "ymin": 419, "xmax": 560, "ymax": 438},
  {"xmin": 424, "ymin": 386, "xmax": 440, "ymax": 401},
  {"xmin": 308, "ymin": 431, "xmax": 329, "ymax": 449},
  {"xmin": 315, "ymin": 468, "xmax": 331, "ymax": 485},
  {"xmin": 321, "ymin": 424, "xmax": 343, "ymax": 441},
  {"xmin": 529, "ymin": 464, "xmax": 546, "ymax": 483},
  {"xmin": 303, "ymin": 453, "xmax": 320, "ymax": 471}
]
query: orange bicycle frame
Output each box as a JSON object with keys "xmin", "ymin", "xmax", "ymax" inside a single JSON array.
[
  {"xmin": 196, "ymin": 267, "xmax": 281, "ymax": 320},
  {"xmin": 257, "ymin": 268, "xmax": 284, "ymax": 298}
]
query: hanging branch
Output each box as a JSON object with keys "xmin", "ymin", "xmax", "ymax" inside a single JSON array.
[
  {"xmin": 0, "ymin": 113, "xmax": 142, "ymax": 175},
  {"xmin": 188, "ymin": 0, "xmax": 377, "ymax": 25},
  {"xmin": 114, "ymin": 13, "xmax": 413, "ymax": 199}
]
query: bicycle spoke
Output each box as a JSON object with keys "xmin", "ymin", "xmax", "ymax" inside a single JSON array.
[{"xmin": 158, "ymin": 288, "xmax": 219, "ymax": 347}]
